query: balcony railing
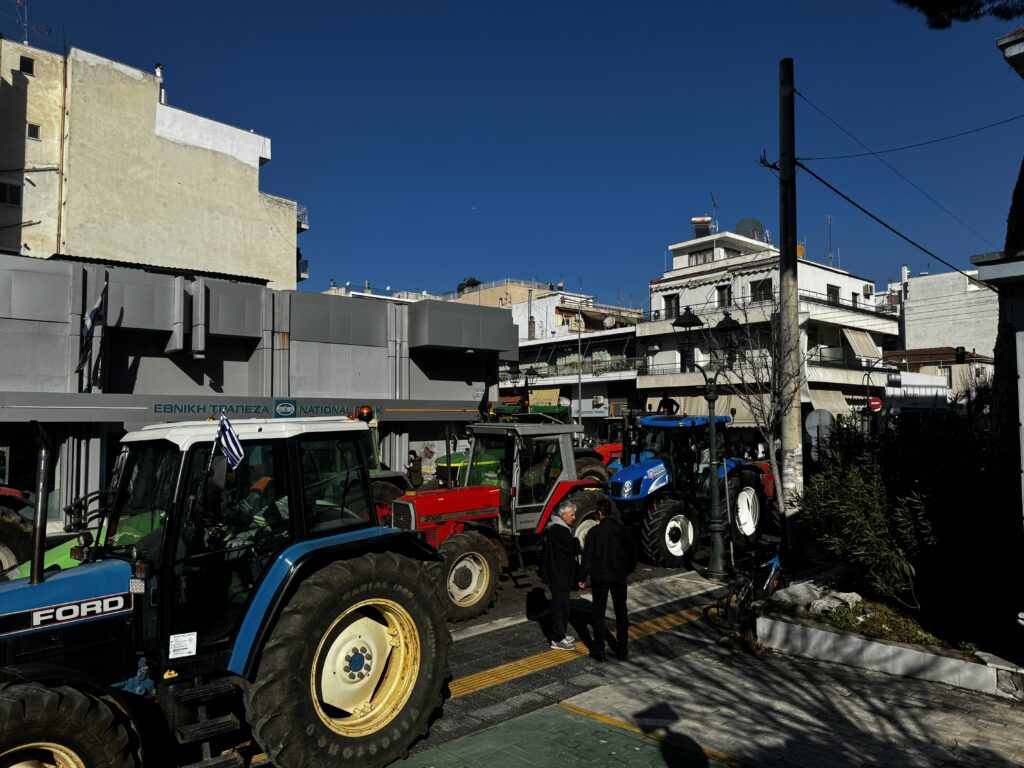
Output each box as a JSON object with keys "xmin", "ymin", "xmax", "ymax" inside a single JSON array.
[
  {"xmin": 297, "ymin": 258, "xmax": 309, "ymax": 282},
  {"xmin": 639, "ymin": 354, "xmax": 900, "ymax": 378},
  {"xmin": 640, "ymin": 289, "xmax": 894, "ymax": 323},
  {"xmin": 500, "ymin": 356, "xmax": 645, "ymax": 383},
  {"xmin": 296, "ymin": 206, "xmax": 309, "ymax": 231}
]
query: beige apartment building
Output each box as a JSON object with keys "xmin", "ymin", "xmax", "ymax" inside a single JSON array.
[{"xmin": 0, "ymin": 40, "xmax": 302, "ymax": 288}]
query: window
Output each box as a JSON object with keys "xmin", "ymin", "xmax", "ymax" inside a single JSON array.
[
  {"xmin": 717, "ymin": 284, "xmax": 732, "ymax": 308},
  {"xmin": 826, "ymin": 284, "xmax": 840, "ymax": 304},
  {"xmin": 663, "ymin": 293, "xmax": 679, "ymax": 319},
  {"xmin": 688, "ymin": 248, "xmax": 713, "ymax": 267},
  {"xmin": 851, "ymin": 292, "xmax": 859, "ymax": 308},
  {"xmin": 751, "ymin": 278, "xmax": 773, "ymax": 303},
  {"xmin": 299, "ymin": 436, "xmax": 372, "ymax": 535},
  {"xmin": 26, "ymin": 123, "xmax": 39, "ymax": 140},
  {"xmin": 19, "ymin": 56, "xmax": 34, "ymax": 76},
  {"xmin": 0, "ymin": 183, "xmax": 22, "ymax": 206}
]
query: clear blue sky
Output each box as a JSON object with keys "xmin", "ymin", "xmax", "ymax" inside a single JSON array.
[{"xmin": 16, "ymin": 1, "xmax": 1024, "ymax": 307}]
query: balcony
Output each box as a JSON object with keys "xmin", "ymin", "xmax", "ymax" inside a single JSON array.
[
  {"xmin": 296, "ymin": 206, "xmax": 309, "ymax": 232},
  {"xmin": 297, "ymin": 258, "xmax": 309, "ymax": 282},
  {"xmin": 500, "ymin": 355, "xmax": 643, "ymax": 384},
  {"xmin": 640, "ymin": 289, "xmax": 895, "ymax": 324}
]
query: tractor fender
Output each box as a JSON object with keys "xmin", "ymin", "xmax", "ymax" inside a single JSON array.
[
  {"xmin": 229, "ymin": 527, "xmax": 440, "ymax": 680},
  {"xmin": 534, "ymin": 480, "xmax": 603, "ymax": 533}
]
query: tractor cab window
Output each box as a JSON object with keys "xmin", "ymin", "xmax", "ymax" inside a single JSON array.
[
  {"xmin": 298, "ymin": 436, "xmax": 373, "ymax": 536},
  {"xmin": 105, "ymin": 441, "xmax": 181, "ymax": 562},
  {"xmin": 518, "ymin": 437, "xmax": 563, "ymax": 506},
  {"xmin": 465, "ymin": 434, "xmax": 509, "ymax": 489}
]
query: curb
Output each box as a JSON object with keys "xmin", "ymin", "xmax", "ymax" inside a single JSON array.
[{"xmin": 757, "ymin": 614, "xmax": 1024, "ymax": 701}]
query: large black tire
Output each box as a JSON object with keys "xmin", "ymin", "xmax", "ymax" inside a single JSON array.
[
  {"xmin": 0, "ymin": 506, "xmax": 33, "ymax": 571},
  {"xmin": 245, "ymin": 552, "xmax": 450, "ymax": 768},
  {"xmin": 641, "ymin": 500, "xmax": 699, "ymax": 568},
  {"xmin": 0, "ymin": 682, "xmax": 133, "ymax": 768},
  {"xmin": 567, "ymin": 490, "xmax": 603, "ymax": 551},
  {"xmin": 574, "ymin": 457, "xmax": 609, "ymax": 486},
  {"xmin": 371, "ymin": 480, "xmax": 405, "ymax": 504},
  {"xmin": 728, "ymin": 470, "xmax": 763, "ymax": 547},
  {"xmin": 437, "ymin": 530, "xmax": 501, "ymax": 621}
]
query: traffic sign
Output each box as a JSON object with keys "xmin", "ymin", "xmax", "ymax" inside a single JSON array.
[{"xmin": 867, "ymin": 396, "xmax": 883, "ymax": 412}]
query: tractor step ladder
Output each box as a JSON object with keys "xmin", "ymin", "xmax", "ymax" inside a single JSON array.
[
  {"xmin": 173, "ymin": 677, "xmax": 245, "ymax": 764},
  {"xmin": 175, "ymin": 713, "xmax": 240, "ymax": 744}
]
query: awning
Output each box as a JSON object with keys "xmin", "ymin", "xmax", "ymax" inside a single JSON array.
[
  {"xmin": 529, "ymin": 387, "xmax": 561, "ymax": 406},
  {"xmin": 842, "ymin": 328, "xmax": 878, "ymax": 360},
  {"xmin": 809, "ymin": 389, "xmax": 853, "ymax": 416}
]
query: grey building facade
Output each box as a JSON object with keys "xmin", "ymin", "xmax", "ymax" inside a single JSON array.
[{"xmin": 0, "ymin": 254, "xmax": 516, "ymax": 527}]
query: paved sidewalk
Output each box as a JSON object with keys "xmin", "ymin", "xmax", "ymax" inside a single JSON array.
[{"xmin": 404, "ymin": 640, "xmax": 1024, "ymax": 767}]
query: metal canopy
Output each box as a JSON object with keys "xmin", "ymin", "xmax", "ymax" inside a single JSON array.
[
  {"xmin": 842, "ymin": 328, "xmax": 879, "ymax": 360},
  {"xmin": 808, "ymin": 389, "xmax": 853, "ymax": 416}
]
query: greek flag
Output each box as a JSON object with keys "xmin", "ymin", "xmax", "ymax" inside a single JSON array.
[
  {"xmin": 215, "ymin": 412, "xmax": 244, "ymax": 469},
  {"xmin": 75, "ymin": 279, "xmax": 107, "ymax": 374}
]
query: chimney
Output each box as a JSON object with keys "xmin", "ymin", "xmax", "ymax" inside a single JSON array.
[
  {"xmin": 527, "ymin": 290, "xmax": 535, "ymax": 340},
  {"xmin": 155, "ymin": 63, "xmax": 166, "ymax": 105}
]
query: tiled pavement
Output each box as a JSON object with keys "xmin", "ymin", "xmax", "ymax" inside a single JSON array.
[{"xmin": 399, "ymin": 574, "xmax": 1024, "ymax": 767}]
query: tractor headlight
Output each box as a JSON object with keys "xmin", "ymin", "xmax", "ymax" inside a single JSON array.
[{"xmin": 621, "ymin": 480, "xmax": 632, "ymax": 498}]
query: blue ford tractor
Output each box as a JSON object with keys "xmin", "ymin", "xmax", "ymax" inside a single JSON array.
[
  {"xmin": 0, "ymin": 416, "xmax": 450, "ymax": 768},
  {"xmin": 608, "ymin": 414, "xmax": 767, "ymax": 568}
]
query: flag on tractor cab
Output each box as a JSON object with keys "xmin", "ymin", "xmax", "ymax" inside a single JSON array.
[{"xmin": 216, "ymin": 412, "xmax": 244, "ymax": 469}]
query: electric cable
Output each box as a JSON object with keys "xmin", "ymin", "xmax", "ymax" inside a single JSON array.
[{"xmin": 795, "ymin": 89, "xmax": 999, "ymax": 251}]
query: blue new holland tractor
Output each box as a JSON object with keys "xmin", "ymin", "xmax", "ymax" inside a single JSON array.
[
  {"xmin": 607, "ymin": 414, "xmax": 767, "ymax": 568},
  {"xmin": 0, "ymin": 416, "xmax": 450, "ymax": 768}
]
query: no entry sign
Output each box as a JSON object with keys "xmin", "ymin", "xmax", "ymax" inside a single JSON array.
[{"xmin": 867, "ymin": 396, "xmax": 883, "ymax": 412}]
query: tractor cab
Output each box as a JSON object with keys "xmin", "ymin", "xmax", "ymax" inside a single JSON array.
[{"xmin": 462, "ymin": 422, "xmax": 582, "ymax": 535}]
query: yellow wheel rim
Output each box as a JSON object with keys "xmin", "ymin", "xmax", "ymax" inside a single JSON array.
[
  {"xmin": 1, "ymin": 742, "xmax": 87, "ymax": 768},
  {"xmin": 311, "ymin": 597, "xmax": 421, "ymax": 738}
]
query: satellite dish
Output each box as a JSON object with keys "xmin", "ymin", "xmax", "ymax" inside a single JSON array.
[{"xmin": 736, "ymin": 218, "xmax": 766, "ymax": 241}]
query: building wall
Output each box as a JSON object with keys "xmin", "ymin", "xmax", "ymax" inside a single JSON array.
[
  {"xmin": 60, "ymin": 49, "xmax": 296, "ymax": 289},
  {"xmin": 0, "ymin": 40, "xmax": 64, "ymax": 256},
  {"xmin": 903, "ymin": 271, "xmax": 998, "ymax": 356}
]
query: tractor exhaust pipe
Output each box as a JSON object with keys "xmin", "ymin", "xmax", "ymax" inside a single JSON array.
[{"xmin": 30, "ymin": 422, "xmax": 52, "ymax": 585}]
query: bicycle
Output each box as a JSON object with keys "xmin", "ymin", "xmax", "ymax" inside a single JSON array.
[{"xmin": 720, "ymin": 548, "xmax": 789, "ymax": 630}]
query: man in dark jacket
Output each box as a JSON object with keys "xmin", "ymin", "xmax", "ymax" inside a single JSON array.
[
  {"xmin": 581, "ymin": 497, "xmax": 638, "ymax": 661},
  {"xmin": 539, "ymin": 500, "xmax": 581, "ymax": 650}
]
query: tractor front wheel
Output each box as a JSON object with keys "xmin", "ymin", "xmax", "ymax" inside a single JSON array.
[
  {"xmin": 574, "ymin": 457, "xmax": 609, "ymax": 486},
  {"xmin": 641, "ymin": 501, "xmax": 699, "ymax": 568},
  {"xmin": 438, "ymin": 531, "xmax": 501, "ymax": 621},
  {"xmin": 728, "ymin": 470, "xmax": 763, "ymax": 547},
  {"xmin": 245, "ymin": 552, "xmax": 450, "ymax": 768},
  {"xmin": 0, "ymin": 683, "xmax": 133, "ymax": 768}
]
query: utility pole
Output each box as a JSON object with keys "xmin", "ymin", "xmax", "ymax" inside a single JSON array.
[{"xmin": 779, "ymin": 58, "xmax": 804, "ymax": 535}]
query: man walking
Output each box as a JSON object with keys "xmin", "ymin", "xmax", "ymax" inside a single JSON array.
[
  {"xmin": 539, "ymin": 500, "xmax": 581, "ymax": 650},
  {"xmin": 581, "ymin": 497, "xmax": 638, "ymax": 661}
]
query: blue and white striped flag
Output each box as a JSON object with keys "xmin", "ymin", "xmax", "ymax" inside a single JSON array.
[
  {"xmin": 75, "ymin": 279, "xmax": 107, "ymax": 374},
  {"xmin": 215, "ymin": 412, "xmax": 244, "ymax": 469}
]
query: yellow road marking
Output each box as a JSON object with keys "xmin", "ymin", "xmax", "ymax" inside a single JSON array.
[
  {"xmin": 449, "ymin": 603, "xmax": 706, "ymax": 699},
  {"xmin": 558, "ymin": 701, "xmax": 745, "ymax": 767}
]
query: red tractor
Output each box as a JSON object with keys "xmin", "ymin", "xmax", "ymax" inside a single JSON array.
[{"xmin": 384, "ymin": 422, "xmax": 608, "ymax": 620}]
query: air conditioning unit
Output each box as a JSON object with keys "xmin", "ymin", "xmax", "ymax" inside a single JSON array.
[
  {"xmin": 592, "ymin": 395, "xmax": 606, "ymax": 407},
  {"xmin": 863, "ymin": 283, "xmax": 874, "ymax": 297}
]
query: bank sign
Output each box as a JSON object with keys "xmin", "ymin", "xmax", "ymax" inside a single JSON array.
[{"xmin": 152, "ymin": 399, "xmax": 372, "ymax": 419}]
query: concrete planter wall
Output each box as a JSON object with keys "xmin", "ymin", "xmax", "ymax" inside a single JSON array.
[{"xmin": 757, "ymin": 614, "xmax": 1023, "ymax": 701}]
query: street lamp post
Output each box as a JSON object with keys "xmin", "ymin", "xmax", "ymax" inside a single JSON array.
[{"xmin": 673, "ymin": 306, "xmax": 741, "ymax": 579}]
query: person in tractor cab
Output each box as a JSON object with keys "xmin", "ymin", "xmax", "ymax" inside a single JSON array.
[
  {"xmin": 405, "ymin": 450, "xmax": 423, "ymax": 489},
  {"xmin": 539, "ymin": 499, "xmax": 581, "ymax": 651}
]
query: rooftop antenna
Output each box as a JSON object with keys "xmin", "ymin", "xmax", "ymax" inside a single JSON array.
[
  {"xmin": 710, "ymin": 192, "xmax": 718, "ymax": 230},
  {"xmin": 826, "ymin": 214, "xmax": 833, "ymax": 267},
  {"xmin": 14, "ymin": 0, "xmax": 50, "ymax": 45}
]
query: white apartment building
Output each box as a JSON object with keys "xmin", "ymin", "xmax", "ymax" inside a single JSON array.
[{"xmin": 637, "ymin": 219, "xmax": 943, "ymax": 424}]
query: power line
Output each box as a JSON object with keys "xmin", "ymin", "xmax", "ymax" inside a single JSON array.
[
  {"xmin": 795, "ymin": 89, "xmax": 999, "ymax": 250},
  {"xmin": 792, "ymin": 160, "xmax": 997, "ymax": 294},
  {"xmin": 800, "ymin": 112, "xmax": 1024, "ymax": 161}
]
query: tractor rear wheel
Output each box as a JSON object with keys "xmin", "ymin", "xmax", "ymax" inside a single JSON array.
[
  {"xmin": 245, "ymin": 552, "xmax": 450, "ymax": 768},
  {"xmin": 437, "ymin": 531, "xmax": 501, "ymax": 621},
  {"xmin": 567, "ymin": 490, "xmax": 603, "ymax": 551},
  {"xmin": 574, "ymin": 457, "xmax": 609, "ymax": 485},
  {"xmin": 0, "ymin": 506, "xmax": 33, "ymax": 571},
  {"xmin": 641, "ymin": 500, "xmax": 699, "ymax": 568},
  {"xmin": 728, "ymin": 470, "xmax": 762, "ymax": 547},
  {"xmin": 0, "ymin": 683, "xmax": 133, "ymax": 768}
]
